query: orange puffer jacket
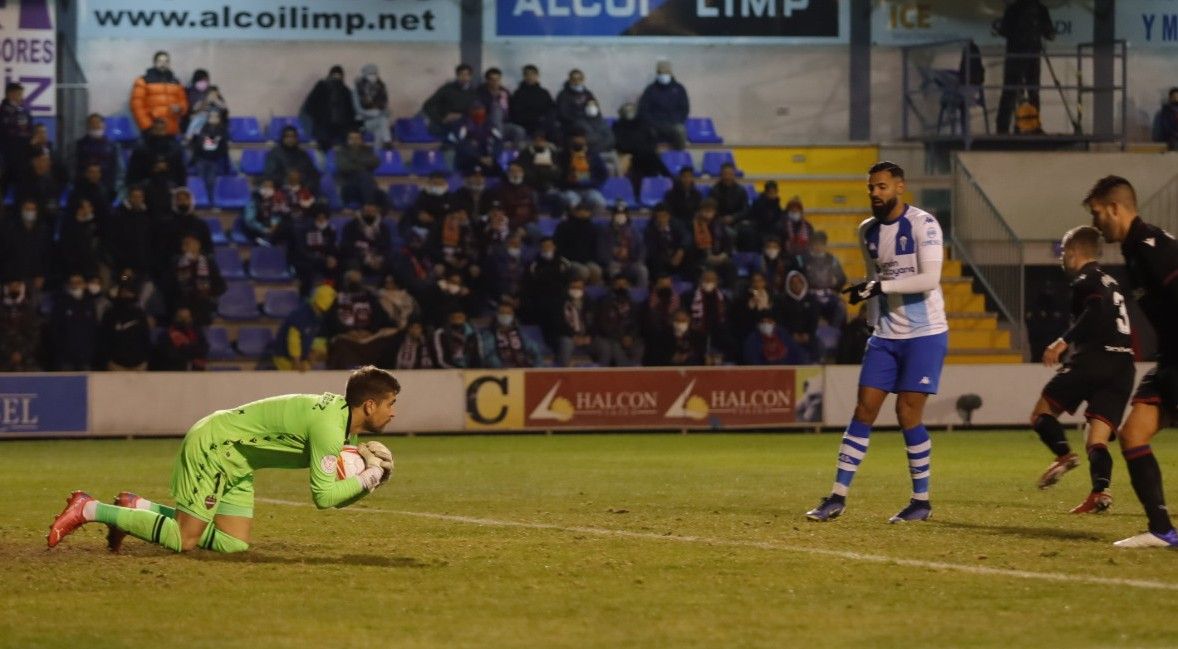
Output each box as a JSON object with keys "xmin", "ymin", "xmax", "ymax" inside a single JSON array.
[{"xmin": 130, "ymin": 68, "xmax": 188, "ymax": 134}]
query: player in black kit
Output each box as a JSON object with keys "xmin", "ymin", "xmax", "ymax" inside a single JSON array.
[
  {"xmin": 1029, "ymin": 226, "xmax": 1135, "ymax": 514},
  {"xmin": 1086, "ymin": 175, "xmax": 1178, "ymax": 547}
]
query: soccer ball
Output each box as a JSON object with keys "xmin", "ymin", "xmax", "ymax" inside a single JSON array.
[{"xmin": 336, "ymin": 445, "xmax": 365, "ymax": 479}]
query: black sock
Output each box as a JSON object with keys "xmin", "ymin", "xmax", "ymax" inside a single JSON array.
[
  {"xmin": 1087, "ymin": 443, "xmax": 1112, "ymax": 493},
  {"xmin": 1033, "ymin": 413, "xmax": 1071, "ymax": 457},
  {"xmin": 1123, "ymin": 445, "xmax": 1174, "ymax": 534}
]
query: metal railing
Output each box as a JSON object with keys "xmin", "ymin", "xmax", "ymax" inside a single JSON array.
[
  {"xmin": 56, "ymin": 34, "xmax": 89, "ymax": 174},
  {"xmin": 951, "ymin": 156, "xmax": 1025, "ymax": 357},
  {"xmin": 1140, "ymin": 174, "xmax": 1178, "ymax": 236}
]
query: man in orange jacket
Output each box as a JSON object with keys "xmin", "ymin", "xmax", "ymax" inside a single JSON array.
[{"xmin": 130, "ymin": 51, "xmax": 188, "ymax": 136}]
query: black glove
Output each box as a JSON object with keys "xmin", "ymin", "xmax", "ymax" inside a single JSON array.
[{"xmin": 843, "ymin": 280, "xmax": 882, "ymax": 305}]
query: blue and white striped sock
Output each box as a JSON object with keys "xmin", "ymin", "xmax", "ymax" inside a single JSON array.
[
  {"xmin": 903, "ymin": 425, "xmax": 931, "ymax": 501},
  {"xmin": 831, "ymin": 419, "xmax": 872, "ymax": 498}
]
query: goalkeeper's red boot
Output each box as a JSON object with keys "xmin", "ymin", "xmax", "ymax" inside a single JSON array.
[
  {"xmin": 47, "ymin": 491, "xmax": 93, "ymax": 548},
  {"xmin": 106, "ymin": 491, "xmax": 141, "ymax": 552},
  {"xmin": 1036, "ymin": 452, "xmax": 1080, "ymax": 490},
  {"xmin": 1070, "ymin": 491, "xmax": 1112, "ymax": 514}
]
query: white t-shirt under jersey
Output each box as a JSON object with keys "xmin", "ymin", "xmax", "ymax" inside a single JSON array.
[{"xmin": 857, "ymin": 204, "xmax": 949, "ymax": 340}]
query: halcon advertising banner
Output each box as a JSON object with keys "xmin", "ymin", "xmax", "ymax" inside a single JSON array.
[
  {"xmin": 0, "ymin": 375, "xmax": 87, "ymax": 435},
  {"xmin": 0, "ymin": 0, "xmax": 56, "ymax": 115}
]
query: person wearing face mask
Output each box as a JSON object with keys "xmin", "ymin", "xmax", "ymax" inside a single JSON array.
[
  {"xmin": 401, "ymin": 172, "xmax": 452, "ymax": 243},
  {"xmin": 323, "ymin": 270, "xmax": 397, "ymax": 370},
  {"xmin": 515, "ymin": 130, "xmax": 563, "ymax": 201},
  {"xmin": 433, "ymin": 308, "xmax": 483, "ymax": 369},
  {"xmin": 1, "ymin": 199, "xmax": 51, "ymax": 294},
  {"xmin": 597, "ymin": 204, "xmax": 648, "ymax": 289},
  {"xmin": 1152, "ymin": 87, "xmax": 1178, "ymax": 151},
  {"xmin": 641, "ymin": 274, "xmax": 681, "ymax": 345},
  {"xmin": 613, "ymin": 102, "xmax": 670, "ymax": 195},
  {"xmin": 555, "ymin": 202, "xmax": 603, "ymax": 283},
  {"xmin": 743, "ymin": 314, "xmax": 805, "ymax": 366},
  {"xmin": 390, "ymin": 320, "xmax": 439, "ymax": 369},
  {"xmin": 758, "ymin": 235, "xmax": 803, "ymax": 297},
  {"xmin": 746, "ymin": 180, "xmax": 785, "ymax": 242},
  {"xmin": 243, "ymin": 178, "xmax": 293, "ymax": 246},
  {"xmin": 55, "ymin": 198, "xmax": 104, "ymax": 284},
  {"xmin": 376, "ymin": 275, "xmax": 419, "ymax": 332},
  {"xmin": 643, "ymin": 203, "xmax": 688, "ymax": 279},
  {"xmin": 509, "ymin": 64, "xmax": 557, "ymax": 141},
  {"xmin": 451, "ymin": 103, "xmax": 504, "ymax": 177},
  {"xmin": 189, "ymin": 106, "xmax": 230, "ymax": 200},
  {"xmin": 490, "ymin": 162, "xmax": 540, "ymax": 233},
  {"xmin": 556, "ymin": 131, "xmax": 608, "ymax": 214},
  {"xmin": 804, "ymin": 230, "xmax": 848, "ymax": 326},
  {"xmin": 591, "ymin": 277, "xmax": 644, "ymax": 367},
  {"xmin": 0, "ymin": 82, "xmax": 31, "ymax": 197},
  {"xmin": 638, "ymin": 60, "xmax": 690, "ymax": 150},
  {"xmin": 74, "ymin": 113, "xmax": 119, "ymax": 194},
  {"xmin": 97, "ymin": 273, "xmax": 153, "ymax": 371},
  {"xmin": 422, "ymin": 63, "xmax": 479, "ymax": 138},
  {"xmin": 779, "ymin": 270, "xmax": 821, "ymax": 363},
  {"xmin": 523, "ymin": 237, "xmax": 572, "ymax": 328},
  {"xmin": 154, "ymin": 187, "xmax": 213, "ymax": 273},
  {"xmin": 263, "ymin": 126, "xmax": 321, "ymax": 190},
  {"xmin": 130, "ymin": 51, "xmax": 187, "ymax": 136},
  {"xmin": 576, "ymin": 99, "xmax": 615, "ymax": 157},
  {"xmin": 647, "ymin": 309, "xmax": 705, "ymax": 366},
  {"xmin": 421, "ymin": 271, "xmax": 473, "ymax": 328},
  {"xmin": 183, "ymin": 69, "xmax": 229, "ymax": 139},
  {"xmin": 352, "ymin": 64, "xmax": 391, "ymax": 151},
  {"xmin": 555, "ymin": 69, "xmax": 597, "ymax": 137},
  {"xmin": 683, "ymin": 269, "xmax": 734, "ymax": 361},
  {"xmin": 163, "ymin": 233, "xmax": 226, "ymax": 328},
  {"xmin": 150, "ymin": 306, "xmax": 208, "ymax": 371},
  {"xmin": 478, "ymin": 67, "xmax": 528, "ymax": 149},
  {"xmin": 126, "ymin": 117, "xmax": 186, "ymax": 190},
  {"xmin": 550, "ymin": 278, "xmax": 594, "ymax": 367},
  {"xmin": 484, "ymin": 232, "xmax": 529, "ymax": 300},
  {"xmin": 731, "ymin": 271, "xmax": 776, "ymax": 342},
  {"xmin": 340, "ymin": 203, "xmax": 393, "ymax": 276},
  {"xmin": 290, "ymin": 206, "xmax": 340, "ymax": 296},
  {"xmin": 481, "ymin": 301, "xmax": 542, "ymax": 368},
  {"xmin": 783, "ymin": 197, "xmax": 815, "ymax": 256},
  {"xmin": 300, "ymin": 64, "xmax": 356, "ymax": 152},
  {"xmin": 68, "ymin": 163, "xmax": 113, "ymax": 229},
  {"xmin": 50, "ymin": 274, "xmax": 100, "ymax": 371},
  {"xmin": 104, "ymin": 186, "xmax": 153, "ymax": 277},
  {"xmin": 0, "ymin": 278, "xmax": 41, "ymax": 371}
]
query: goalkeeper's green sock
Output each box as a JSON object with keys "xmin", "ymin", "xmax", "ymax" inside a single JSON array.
[
  {"xmin": 92, "ymin": 503, "xmax": 182, "ymax": 552},
  {"xmin": 134, "ymin": 498, "xmax": 176, "ymax": 519},
  {"xmin": 197, "ymin": 524, "xmax": 249, "ymax": 553}
]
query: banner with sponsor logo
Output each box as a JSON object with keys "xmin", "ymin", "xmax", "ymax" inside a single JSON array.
[
  {"xmin": 0, "ymin": 375, "xmax": 87, "ymax": 435},
  {"xmin": 490, "ymin": 0, "xmax": 848, "ymax": 42},
  {"xmin": 464, "ymin": 370, "xmax": 527, "ymax": 431},
  {"xmin": 0, "ymin": 0, "xmax": 56, "ymax": 115},
  {"xmin": 1116, "ymin": 1, "xmax": 1178, "ymax": 47},
  {"xmin": 78, "ymin": 0, "xmax": 458, "ymax": 43},
  {"xmin": 871, "ymin": 0, "xmax": 1092, "ymax": 47}
]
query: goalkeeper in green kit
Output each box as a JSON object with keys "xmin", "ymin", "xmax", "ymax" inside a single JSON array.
[{"xmin": 47, "ymin": 366, "xmax": 400, "ymax": 554}]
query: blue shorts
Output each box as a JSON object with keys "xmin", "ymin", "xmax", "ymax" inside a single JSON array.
[{"xmin": 859, "ymin": 332, "xmax": 949, "ymax": 394}]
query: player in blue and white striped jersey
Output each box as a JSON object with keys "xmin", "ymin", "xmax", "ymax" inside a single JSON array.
[{"xmin": 806, "ymin": 161, "xmax": 949, "ymax": 524}]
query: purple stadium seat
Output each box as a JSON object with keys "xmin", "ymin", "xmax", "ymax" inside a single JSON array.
[
  {"xmin": 497, "ymin": 149, "xmax": 519, "ymax": 170},
  {"xmin": 323, "ymin": 149, "xmax": 337, "ymax": 175},
  {"xmin": 267, "ymin": 116, "xmax": 309, "ymax": 142},
  {"xmin": 700, "ymin": 151, "xmax": 741, "ymax": 177},
  {"xmin": 230, "ymin": 215, "xmax": 253, "ymax": 246},
  {"xmin": 387, "ymin": 184, "xmax": 420, "ymax": 211},
  {"xmin": 206, "ymin": 326, "xmax": 234, "ymax": 359},
  {"xmin": 330, "ymin": 215, "xmax": 350, "ymax": 239},
  {"xmin": 214, "ymin": 247, "xmax": 247, "ymax": 279},
  {"xmin": 732, "ymin": 251, "xmax": 761, "ymax": 277},
  {"xmin": 639, "ymin": 176, "xmax": 673, "ymax": 208},
  {"xmin": 318, "ymin": 175, "xmax": 343, "ymax": 211},
  {"xmin": 630, "ymin": 215, "xmax": 650, "ymax": 232},
  {"xmin": 205, "ymin": 217, "xmax": 228, "ymax": 246},
  {"xmin": 629, "ymin": 287, "xmax": 649, "ymax": 303},
  {"xmin": 217, "ymin": 282, "xmax": 259, "ymax": 320},
  {"xmin": 186, "ymin": 176, "xmax": 211, "ymax": 209},
  {"xmin": 584, "ymin": 285, "xmax": 608, "ymax": 302},
  {"xmin": 535, "ymin": 216, "xmax": 558, "ymax": 238},
  {"xmin": 104, "ymin": 115, "xmax": 138, "ymax": 143},
  {"xmin": 228, "ymin": 116, "xmax": 264, "ymax": 143},
  {"xmin": 600, "ymin": 176, "xmax": 637, "ymax": 208},
  {"xmin": 375, "ymin": 150, "xmax": 409, "ymax": 176},
  {"xmin": 394, "ymin": 116, "xmax": 438, "ymax": 143},
  {"xmin": 660, "ymin": 150, "xmax": 694, "ymax": 175},
  {"xmin": 235, "ymin": 326, "xmax": 274, "ymax": 357},
  {"xmin": 213, "ymin": 175, "xmax": 251, "ymax": 209},
  {"xmin": 744, "ymin": 183, "xmax": 758, "ymax": 203},
  {"xmin": 686, "ymin": 117, "xmax": 723, "ymax": 144},
  {"xmin": 238, "ymin": 148, "xmax": 266, "ymax": 176},
  {"xmin": 262, "ymin": 289, "xmax": 301, "ymax": 319},
  {"xmin": 411, "ymin": 149, "xmax": 449, "ymax": 176},
  {"xmin": 249, "ymin": 246, "xmax": 291, "ymax": 282}
]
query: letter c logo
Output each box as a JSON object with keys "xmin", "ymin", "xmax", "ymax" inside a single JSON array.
[{"xmin": 466, "ymin": 375, "xmax": 508, "ymax": 425}]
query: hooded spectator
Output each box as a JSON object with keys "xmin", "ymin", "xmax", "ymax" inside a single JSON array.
[
  {"xmin": 130, "ymin": 51, "xmax": 188, "ymax": 135},
  {"xmin": 300, "ymin": 65, "xmax": 356, "ymax": 151},
  {"xmin": 509, "ymin": 64, "xmax": 557, "ymax": 140},
  {"xmin": 422, "ymin": 63, "xmax": 478, "ymax": 138},
  {"xmin": 779, "ymin": 270, "xmax": 821, "ymax": 362},
  {"xmin": 638, "ymin": 60, "xmax": 690, "ymax": 149},
  {"xmin": 353, "ymin": 64, "xmax": 391, "ymax": 150}
]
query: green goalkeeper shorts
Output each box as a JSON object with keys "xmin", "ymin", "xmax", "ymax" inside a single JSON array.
[{"xmin": 170, "ymin": 421, "xmax": 255, "ymax": 523}]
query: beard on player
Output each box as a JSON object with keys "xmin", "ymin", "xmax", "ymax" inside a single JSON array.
[{"xmin": 871, "ymin": 196, "xmax": 897, "ymax": 220}]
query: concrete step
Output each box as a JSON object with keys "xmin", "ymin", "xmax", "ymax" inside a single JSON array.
[
  {"xmin": 731, "ymin": 146, "xmax": 879, "ymax": 176},
  {"xmin": 945, "ymin": 351, "xmax": 1024, "ymax": 364},
  {"xmin": 949, "ymin": 328, "xmax": 1011, "ymax": 350}
]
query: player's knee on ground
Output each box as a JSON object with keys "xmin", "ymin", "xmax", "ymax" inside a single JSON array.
[{"xmin": 198, "ymin": 524, "xmax": 249, "ymax": 553}]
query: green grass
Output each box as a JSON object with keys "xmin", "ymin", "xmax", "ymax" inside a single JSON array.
[{"xmin": 3, "ymin": 431, "xmax": 1178, "ymax": 649}]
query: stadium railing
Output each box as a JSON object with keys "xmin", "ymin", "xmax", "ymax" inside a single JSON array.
[{"xmin": 1140, "ymin": 173, "xmax": 1178, "ymax": 237}]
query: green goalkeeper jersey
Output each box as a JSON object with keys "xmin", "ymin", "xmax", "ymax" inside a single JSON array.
[{"xmin": 185, "ymin": 392, "xmax": 366, "ymax": 509}]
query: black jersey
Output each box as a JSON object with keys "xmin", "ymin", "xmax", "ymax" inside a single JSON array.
[
  {"xmin": 1121, "ymin": 218, "xmax": 1178, "ymax": 362},
  {"xmin": 1061, "ymin": 261, "xmax": 1133, "ymax": 357}
]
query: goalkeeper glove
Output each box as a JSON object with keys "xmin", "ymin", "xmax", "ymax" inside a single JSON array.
[
  {"xmin": 363, "ymin": 441, "xmax": 394, "ymax": 484},
  {"xmin": 356, "ymin": 444, "xmax": 386, "ymax": 491},
  {"xmin": 843, "ymin": 280, "xmax": 882, "ymax": 305}
]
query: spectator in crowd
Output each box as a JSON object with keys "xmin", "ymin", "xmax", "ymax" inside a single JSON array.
[
  {"xmin": 684, "ymin": 268, "xmax": 733, "ymax": 361},
  {"xmin": 641, "ymin": 273, "xmax": 681, "ymax": 343},
  {"xmin": 644, "ymin": 203, "xmax": 688, "ymax": 279},
  {"xmin": 638, "ymin": 60, "xmax": 690, "ymax": 149},
  {"xmin": 523, "ymin": 237, "xmax": 571, "ymax": 326},
  {"xmin": 55, "ymin": 199, "xmax": 104, "ymax": 284},
  {"xmin": 759, "ymin": 235, "xmax": 803, "ymax": 297},
  {"xmin": 510, "ymin": 64, "xmax": 556, "ymax": 140},
  {"xmin": 50, "ymin": 274, "xmax": 99, "ymax": 371},
  {"xmin": 451, "ymin": 103, "xmax": 503, "ymax": 175},
  {"xmin": 18, "ymin": 152, "xmax": 66, "ymax": 218},
  {"xmin": 127, "ymin": 117, "xmax": 186, "ymax": 189},
  {"xmin": 74, "ymin": 113, "xmax": 118, "ymax": 194},
  {"xmin": 598, "ymin": 203, "xmax": 648, "ymax": 288},
  {"xmin": 803, "ymin": 230, "xmax": 847, "ymax": 326},
  {"xmin": 323, "ymin": 269, "xmax": 398, "ymax": 369},
  {"xmin": 647, "ymin": 309, "xmax": 705, "ymax": 366},
  {"xmin": 88, "ymin": 276, "xmax": 112, "ymax": 321},
  {"xmin": 242, "ymin": 177, "xmax": 292, "ymax": 245},
  {"xmin": 744, "ymin": 180, "xmax": 784, "ymax": 245},
  {"xmin": 483, "ymin": 232, "xmax": 529, "ymax": 302},
  {"xmin": 353, "ymin": 64, "xmax": 391, "ymax": 150},
  {"xmin": 613, "ymin": 102, "xmax": 669, "ymax": 194},
  {"xmin": 421, "ymin": 270, "xmax": 474, "ymax": 327},
  {"xmin": 0, "ymin": 81, "xmax": 32, "ymax": 196},
  {"xmin": 665, "ymin": 166, "xmax": 703, "ymax": 223},
  {"xmin": 779, "ymin": 270, "xmax": 820, "ymax": 363},
  {"xmin": 783, "ymin": 196, "xmax": 814, "ymax": 256},
  {"xmin": 0, "ymin": 278, "xmax": 41, "ymax": 371},
  {"xmin": 301, "ymin": 65, "xmax": 356, "ymax": 151},
  {"xmin": 555, "ymin": 201, "xmax": 602, "ymax": 282},
  {"xmin": 995, "ymin": 0, "xmax": 1054, "ymax": 135},
  {"xmin": 712, "ymin": 163, "xmax": 750, "ymax": 233},
  {"xmin": 433, "ymin": 308, "xmax": 483, "ymax": 368},
  {"xmin": 593, "ymin": 275, "xmax": 644, "ymax": 367},
  {"xmin": 516, "ymin": 129, "xmax": 562, "ymax": 197},
  {"xmin": 578, "ymin": 100, "xmax": 615, "ymax": 156},
  {"xmin": 165, "ymin": 186, "xmax": 214, "ymax": 252},
  {"xmin": 340, "ymin": 202, "xmax": 393, "ymax": 277},
  {"xmin": 494, "ymin": 162, "xmax": 540, "ymax": 234},
  {"xmin": 556, "ymin": 130, "xmax": 607, "ymax": 212},
  {"xmin": 264, "ymin": 125, "xmax": 321, "ymax": 189},
  {"xmin": 25, "ymin": 121, "xmax": 54, "ymax": 163},
  {"xmin": 189, "ymin": 109, "xmax": 229, "ymax": 199},
  {"xmin": 98, "ymin": 272, "xmax": 153, "ymax": 371},
  {"xmin": 478, "ymin": 67, "xmax": 527, "ymax": 148},
  {"xmin": 390, "ymin": 320, "xmax": 439, "ymax": 369},
  {"xmin": 130, "ymin": 51, "xmax": 187, "ymax": 135},
  {"xmin": 731, "ymin": 271, "xmax": 777, "ymax": 343},
  {"xmin": 150, "ymin": 306, "xmax": 208, "ymax": 371},
  {"xmin": 743, "ymin": 313, "xmax": 805, "ymax": 366},
  {"xmin": 67, "ymin": 163, "xmax": 113, "ymax": 229},
  {"xmin": 473, "ymin": 199, "xmax": 511, "ymax": 256},
  {"xmin": 104, "ymin": 186, "xmax": 153, "ymax": 277},
  {"xmin": 555, "ymin": 69, "xmax": 597, "ymax": 138},
  {"xmin": 393, "ymin": 226, "xmax": 441, "ymax": 297},
  {"xmin": 550, "ymin": 277, "xmax": 593, "ymax": 367},
  {"xmin": 685, "ymin": 199, "xmax": 733, "ymax": 282},
  {"xmin": 482, "ymin": 301, "xmax": 542, "ymax": 368},
  {"xmin": 289, "ymin": 206, "xmax": 339, "ymax": 295},
  {"xmin": 1, "ymin": 199, "xmax": 51, "ymax": 292},
  {"xmin": 376, "ymin": 274, "xmax": 418, "ymax": 331},
  {"xmin": 836, "ymin": 305, "xmax": 871, "ymax": 365},
  {"xmin": 400, "ymin": 171, "xmax": 451, "ymax": 242},
  {"xmin": 422, "ymin": 63, "xmax": 478, "ymax": 138},
  {"xmin": 456, "ymin": 166, "xmax": 497, "ymax": 220},
  {"xmin": 271, "ymin": 284, "xmax": 335, "ymax": 371},
  {"xmin": 335, "ymin": 128, "xmax": 380, "ymax": 207},
  {"xmin": 280, "ymin": 169, "xmax": 319, "ymax": 223},
  {"xmin": 1152, "ymin": 87, "xmax": 1178, "ymax": 151},
  {"xmin": 435, "ymin": 203, "xmax": 477, "ymax": 278},
  {"xmin": 163, "ymin": 233, "xmax": 226, "ymax": 327},
  {"xmin": 183, "ymin": 69, "xmax": 229, "ymax": 139}
]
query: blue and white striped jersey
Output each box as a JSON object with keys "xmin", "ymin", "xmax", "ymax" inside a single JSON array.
[{"xmin": 858, "ymin": 205, "xmax": 949, "ymax": 340}]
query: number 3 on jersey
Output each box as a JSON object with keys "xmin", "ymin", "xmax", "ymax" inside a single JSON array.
[{"xmin": 1112, "ymin": 290, "xmax": 1130, "ymax": 335}]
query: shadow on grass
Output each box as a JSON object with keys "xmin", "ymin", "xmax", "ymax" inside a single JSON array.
[
  {"xmin": 930, "ymin": 519, "xmax": 1103, "ymax": 541},
  {"xmin": 195, "ymin": 553, "xmax": 441, "ymax": 568}
]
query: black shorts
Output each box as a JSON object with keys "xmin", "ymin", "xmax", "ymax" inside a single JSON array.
[
  {"xmin": 1131, "ymin": 363, "xmax": 1178, "ymax": 415},
  {"xmin": 1042, "ymin": 353, "xmax": 1136, "ymax": 430}
]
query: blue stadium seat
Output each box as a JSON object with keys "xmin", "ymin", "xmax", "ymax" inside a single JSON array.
[
  {"xmin": 629, "ymin": 287, "xmax": 649, "ymax": 303},
  {"xmin": 387, "ymin": 184, "xmax": 419, "ymax": 212},
  {"xmin": 660, "ymin": 150, "xmax": 694, "ymax": 175},
  {"xmin": 236, "ymin": 326, "xmax": 274, "ymax": 357},
  {"xmin": 497, "ymin": 149, "xmax": 519, "ymax": 170},
  {"xmin": 214, "ymin": 247, "xmax": 247, "ymax": 279},
  {"xmin": 262, "ymin": 289, "xmax": 301, "ymax": 319},
  {"xmin": 639, "ymin": 176, "xmax": 672, "ymax": 208},
  {"xmin": 186, "ymin": 176, "xmax": 211, "ymax": 209},
  {"xmin": 206, "ymin": 326, "xmax": 235, "ymax": 359},
  {"xmin": 630, "ymin": 215, "xmax": 650, "ymax": 233},
  {"xmin": 318, "ymin": 175, "xmax": 343, "ymax": 211},
  {"xmin": 698, "ymin": 184, "xmax": 712, "ymax": 198},
  {"xmin": 330, "ymin": 215, "xmax": 350, "ymax": 240},
  {"xmin": 744, "ymin": 184, "xmax": 758, "ymax": 203},
  {"xmin": 217, "ymin": 282, "xmax": 259, "ymax": 320},
  {"xmin": 267, "ymin": 116, "xmax": 309, "ymax": 142},
  {"xmin": 700, "ymin": 151, "xmax": 741, "ymax": 177},
  {"xmin": 375, "ymin": 150, "xmax": 409, "ymax": 176},
  {"xmin": 228, "ymin": 116, "xmax": 264, "ymax": 143},
  {"xmin": 816, "ymin": 323, "xmax": 840, "ymax": 355},
  {"xmin": 33, "ymin": 116, "xmax": 55, "ymax": 143},
  {"xmin": 104, "ymin": 115, "xmax": 138, "ymax": 143},
  {"xmin": 686, "ymin": 117, "xmax": 723, "ymax": 144},
  {"xmin": 238, "ymin": 148, "xmax": 266, "ymax": 176},
  {"xmin": 323, "ymin": 149, "xmax": 337, "ymax": 175},
  {"xmin": 535, "ymin": 216, "xmax": 558, "ymax": 238},
  {"xmin": 394, "ymin": 116, "xmax": 438, "ymax": 143},
  {"xmin": 672, "ymin": 279, "xmax": 694, "ymax": 296},
  {"xmin": 410, "ymin": 149, "xmax": 449, "ymax": 176},
  {"xmin": 446, "ymin": 173, "xmax": 463, "ymax": 192},
  {"xmin": 584, "ymin": 285, "xmax": 608, "ymax": 302},
  {"xmin": 249, "ymin": 246, "xmax": 292, "ymax": 282},
  {"xmin": 205, "ymin": 217, "xmax": 228, "ymax": 246},
  {"xmin": 600, "ymin": 177, "xmax": 637, "ymax": 208},
  {"xmin": 732, "ymin": 251, "xmax": 761, "ymax": 278},
  {"xmin": 213, "ymin": 176, "xmax": 252, "ymax": 209},
  {"xmin": 230, "ymin": 216, "xmax": 253, "ymax": 246}
]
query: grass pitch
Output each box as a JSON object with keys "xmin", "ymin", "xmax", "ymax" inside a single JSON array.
[{"xmin": 3, "ymin": 430, "xmax": 1178, "ymax": 649}]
